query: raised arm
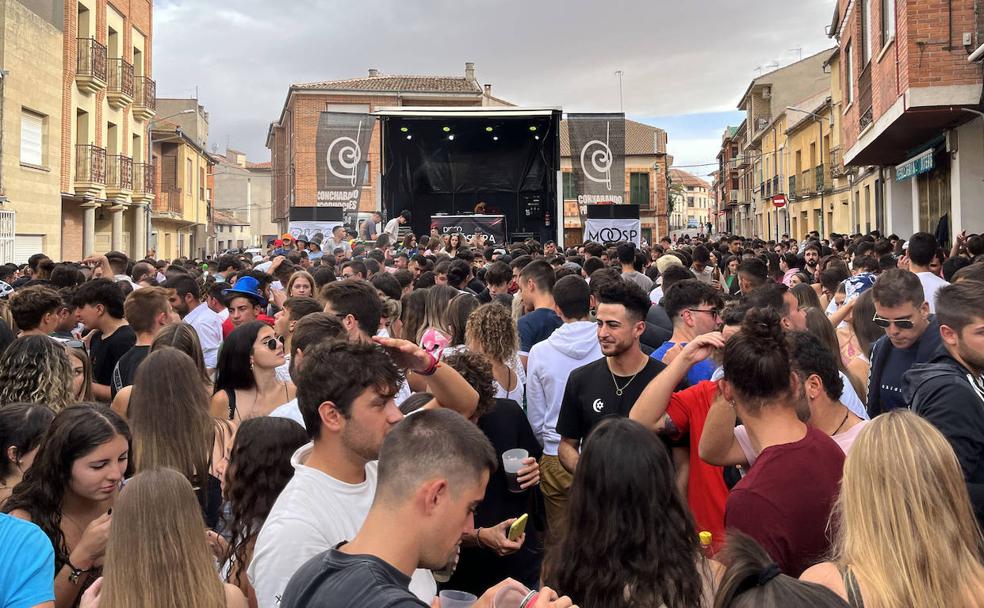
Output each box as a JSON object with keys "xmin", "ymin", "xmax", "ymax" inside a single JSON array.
[
  {"xmin": 698, "ymin": 391, "xmax": 749, "ymax": 467},
  {"xmin": 630, "ymin": 333, "xmax": 725, "ymax": 434},
  {"xmin": 371, "ymin": 336, "xmax": 478, "ymax": 419}
]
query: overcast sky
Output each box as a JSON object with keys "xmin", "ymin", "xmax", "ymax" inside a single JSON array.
[{"xmin": 155, "ymin": 0, "xmax": 837, "ymax": 180}]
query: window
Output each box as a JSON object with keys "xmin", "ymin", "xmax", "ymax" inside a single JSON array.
[
  {"xmin": 861, "ymin": 0, "xmax": 872, "ymax": 64},
  {"xmin": 186, "ymin": 158, "xmax": 193, "ymax": 193},
  {"xmin": 200, "ymin": 166, "xmax": 205, "ymax": 199},
  {"xmin": 845, "ymin": 42, "xmax": 855, "ymax": 103},
  {"xmin": 881, "ymin": 0, "xmax": 895, "ymax": 47},
  {"xmin": 629, "ymin": 172, "xmax": 650, "ymax": 207},
  {"xmin": 687, "ymin": 197, "xmax": 695, "ymax": 208},
  {"xmin": 20, "ymin": 110, "xmax": 44, "ymax": 166},
  {"xmin": 563, "ymin": 172, "xmax": 575, "ymax": 199}
]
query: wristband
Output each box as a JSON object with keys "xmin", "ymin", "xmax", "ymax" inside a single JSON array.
[
  {"xmin": 414, "ymin": 352, "xmax": 440, "ymax": 376},
  {"xmin": 66, "ymin": 558, "xmax": 91, "ymax": 585},
  {"xmin": 475, "ymin": 527, "xmax": 485, "ymax": 548}
]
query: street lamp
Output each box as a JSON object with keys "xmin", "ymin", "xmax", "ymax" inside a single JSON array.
[
  {"xmin": 146, "ymin": 109, "xmax": 195, "ymax": 257},
  {"xmin": 786, "ymin": 105, "xmax": 833, "ymax": 239}
]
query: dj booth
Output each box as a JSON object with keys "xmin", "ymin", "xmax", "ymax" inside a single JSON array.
[{"xmin": 377, "ymin": 107, "xmax": 562, "ymax": 244}]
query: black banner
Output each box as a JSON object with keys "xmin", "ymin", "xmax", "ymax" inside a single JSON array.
[
  {"xmin": 315, "ymin": 112, "xmax": 374, "ymax": 211},
  {"xmin": 430, "ymin": 215, "xmax": 507, "ymax": 246},
  {"xmin": 567, "ymin": 113, "xmax": 625, "ymax": 206}
]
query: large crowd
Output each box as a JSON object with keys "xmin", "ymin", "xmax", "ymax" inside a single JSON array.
[{"xmin": 1, "ymin": 214, "xmax": 984, "ymax": 608}]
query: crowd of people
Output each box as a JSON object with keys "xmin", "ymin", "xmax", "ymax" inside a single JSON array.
[{"xmin": 1, "ymin": 218, "xmax": 984, "ymax": 608}]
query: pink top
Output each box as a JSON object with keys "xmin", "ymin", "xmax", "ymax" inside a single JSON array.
[{"xmin": 735, "ymin": 420, "xmax": 868, "ymax": 468}]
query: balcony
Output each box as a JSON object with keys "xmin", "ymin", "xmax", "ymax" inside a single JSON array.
[
  {"xmin": 107, "ymin": 58, "xmax": 134, "ymax": 109},
  {"xmin": 153, "ymin": 187, "xmax": 183, "ymax": 215},
  {"xmin": 858, "ymin": 64, "xmax": 873, "ymax": 132},
  {"xmin": 132, "ymin": 162, "xmax": 155, "ymax": 203},
  {"xmin": 772, "ymin": 175, "xmax": 780, "ymax": 196},
  {"xmin": 76, "ymin": 38, "xmax": 107, "ymax": 95},
  {"xmin": 105, "ymin": 155, "xmax": 133, "ymax": 200},
  {"xmin": 829, "ymin": 148, "xmax": 846, "ymax": 177},
  {"xmin": 133, "ymin": 76, "xmax": 157, "ymax": 121},
  {"xmin": 737, "ymin": 150, "xmax": 751, "ymax": 168},
  {"xmin": 74, "ymin": 144, "xmax": 106, "ymax": 197},
  {"xmin": 729, "ymin": 189, "xmax": 739, "ymax": 204}
]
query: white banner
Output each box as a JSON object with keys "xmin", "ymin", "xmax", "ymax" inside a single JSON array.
[
  {"xmin": 287, "ymin": 220, "xmax": 343, "ymax": 245},
  {"xmin": 583, "ymin": 218, "xmax": 641, "ymax": 246}
]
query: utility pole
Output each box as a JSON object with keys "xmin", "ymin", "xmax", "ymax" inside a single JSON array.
[{"xmin": 615, "ymin": 70, "xmax": 624, "ymax": 113}]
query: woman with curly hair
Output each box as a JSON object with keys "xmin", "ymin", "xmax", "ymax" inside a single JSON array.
[
  {"xmin": 441, "ymin": 350, "xmax": 542, "ymax": 596},
  {"xmin": 217, "ymin": 417, "xmax": 308, "ymax": 604},
  {"xmin": 465, "ymin": 303, "xmax": 525, "ymax": 401},
  {"xmin": 544, "ymin": 416, "xmax": 719, "ymax": 608},
  {"xmin": 2, "ymin": 404, "xmax": 130, "ymax": 607},
  {"xmin": 0, "ymin": 335, "xmax": 74, "ymax": 410}
]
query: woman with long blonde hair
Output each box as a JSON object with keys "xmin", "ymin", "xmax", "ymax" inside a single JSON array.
[
  {"xmin": 801, "ymin": 410, "xmax": 984, "ymax": 607},
  {"xmin": 90, "ymin": 468, "xmax": 245, "ymax": 608},
  {"xmin": 285, "ymin": 270, "xmax": 315, "ymax": 298}
]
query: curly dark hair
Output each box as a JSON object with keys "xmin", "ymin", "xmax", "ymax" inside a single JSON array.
[
  {"xmin": 543, "ymin": 417, "xmax": 706, "ymax": 608},
  {"xmin": 222, "ymin": 416, "xmax": 307, "ymax": 586},
  {"xmin": 442, "ymin": 350, "xmax": 496, "ymax": 419},
  {"xmin": 2, "ymin": 404, "xmax": 130, "ymax": 569}
]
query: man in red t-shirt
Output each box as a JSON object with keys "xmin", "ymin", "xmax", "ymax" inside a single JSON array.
[
  {"xmin": 630, "ymin": 334, "xmax": 730, "ymax": 551},
  {"xmin": 220, "ymin": 275, "xmax": 275, "ymax": 337}
]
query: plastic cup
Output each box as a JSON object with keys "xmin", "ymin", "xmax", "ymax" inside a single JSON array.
[
  {"xmin": 439, "ymin": 589, "xmax": 477, "ymax": 608},
  {"xmin": 502, "ymin": 448, "xmax": 529, "ymax": 493}
]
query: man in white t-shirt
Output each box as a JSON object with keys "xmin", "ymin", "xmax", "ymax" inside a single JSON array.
[
  {"xmin": 164, "ymin": 275, "xmax": 223, "ymax": 371},
  {"xmin": 249, "ymin": 336, "xmax": 479, "ymax": 608},
  {"xmin": 383, "ymin": 209, "xmax": 411, "ymax": 244},
  {"xmin": 905, "ymin": 232, "xmax": 949, "ymax": 313}
]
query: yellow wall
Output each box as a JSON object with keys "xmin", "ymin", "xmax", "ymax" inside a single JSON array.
[
  {"xmin": 2, "ymin": 0, "xmax": 64, "ymax": 259},
  {"xmin": 174, "ymin": 141, "xmax": 209, "ymax": 226}
]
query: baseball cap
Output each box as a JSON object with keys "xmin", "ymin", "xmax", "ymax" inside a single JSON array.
[{"xmin": 221, "ymin": 276, "xmax": 267, "ymax": 307}]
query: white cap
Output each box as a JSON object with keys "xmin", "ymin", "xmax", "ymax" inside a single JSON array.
[{"xmin": 252, "ymin": 255, "xmax": 264, "ymax": 263}]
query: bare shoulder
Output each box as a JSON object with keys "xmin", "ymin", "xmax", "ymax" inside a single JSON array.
[
  {"xmin": 801, "ymin": 561, "xmax": 847, "ymax": 597},
  {"xmin": 224, "ymin": 583, "xmax": 247, "ymax": 608},
  {"xmin": 210, "ymin": 390, "xmax": 230, "ymax": 418}
]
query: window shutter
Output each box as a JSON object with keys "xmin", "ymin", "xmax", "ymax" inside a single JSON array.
[{"xmin": 21, "ymin": 111, "xmax": 43, "ymax": 166}]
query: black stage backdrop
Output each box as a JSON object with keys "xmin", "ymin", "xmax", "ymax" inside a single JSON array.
[{"xmin": 381, "ymin": 113, "xmax": 560, "ymax": 243}]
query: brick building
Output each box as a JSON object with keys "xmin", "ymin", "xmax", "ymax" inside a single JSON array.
[
  {"xmin": 267, "ymin": 63, "xmax": 510, "ymax": 235},
  {"xmin": 559, "ymin": 118, "xmax": 671, "ymax": 246},
  {"xmin": 60, "ymin": 0, "xmax": 156, "ymax": 260},
  {"xmin": 713, "ymin": 126, "xmax": 741, "ymax": 233},
  {"xmin": 832, "ymin": 0, "xmax": 984, "ymax": 240}
]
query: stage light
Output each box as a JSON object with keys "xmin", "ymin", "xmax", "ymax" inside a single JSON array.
[
  {"xmin": 406, "ymin": 135, "xmax": 412, "ymax": 140},
  {"xmin": 486, "ymin": 126, "xmax": 494, "ymax": 132},
  {"xmin": 448, "ymin": 134, "xmax": 455, "ymax": 141},
  {"xmin": 400, "ymin": 127, "xmax": 409, "ymax": 133},
  {"xmin": 442, "ymin": 126, "xmax": 451, "ymax": 132},
  {"xmin": 529, "ymin": 126, "xmax": 537, "ymax": 132},
  {"xmin": 493, "ymin": 136, "xmax": 499, "ymax": 141},
  {"xmin": 534, "ymin": 135, "xmax": 540, "ymax": 140}
]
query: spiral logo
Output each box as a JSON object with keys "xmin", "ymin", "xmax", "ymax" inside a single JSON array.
[
  {"xmin": 326, "ymin": 135, "xmax": 361, "ymax": 187},
  {"xmin": 580, "ymin": 139, "xmax": 613, "ymax": 190}
]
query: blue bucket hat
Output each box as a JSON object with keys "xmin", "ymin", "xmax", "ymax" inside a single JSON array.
[{"xmin": 222, "ymin": 276, "xmax": 267, "ymax": 307}]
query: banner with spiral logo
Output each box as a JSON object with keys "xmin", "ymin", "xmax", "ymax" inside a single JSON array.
[
  {"xmin": 315, "ymin": 112, "xmax": 374, "ymax": 211},
  {"xmin": 567, "ymin": 113, "xmax": 625, "ymax": 206}
]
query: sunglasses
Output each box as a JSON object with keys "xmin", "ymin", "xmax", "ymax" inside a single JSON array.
[
  {"xmin": 872, "ymin": 315, "xmax": 915, "ymax": 330},
  {"xmin": 260, "ymin": 336, "xmax": 285, "ymax": 351}
]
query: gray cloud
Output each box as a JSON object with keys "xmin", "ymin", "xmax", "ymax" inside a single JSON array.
[{"xmin": 154, "ymin": 0, "xmax": 837, "ymax": 160}]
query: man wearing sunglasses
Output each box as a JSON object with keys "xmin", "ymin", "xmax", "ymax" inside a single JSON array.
[{"xmin": 866, "ymin": 269, "xmax": 942, "ymax": 417}]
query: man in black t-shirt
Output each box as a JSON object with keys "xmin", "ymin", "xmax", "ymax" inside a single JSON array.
[
  {"xmin": 557, "ymin": 279, "xmax": 670, "ymax": 473},
  {"xmin": 280, "ymin": 409, "xmax": 574, "ymax": 608},
  {"xmin": 73, "ymin": 279, "xmax": 135, "ymax": 402},
  {"xmin": 111, "ymin": 286, "xmax": 175, "ymax": 398}
]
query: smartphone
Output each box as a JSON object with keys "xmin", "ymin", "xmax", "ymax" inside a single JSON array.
[{"xmin": 508, "ymin": 513, "xmax": 528, "ymax": 542}]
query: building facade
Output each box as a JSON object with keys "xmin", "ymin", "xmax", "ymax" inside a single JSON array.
[
  {"xmin": 61, "ymin": 0, "xmax": 155, "ymax": 260},
  {"xmin": 0, "ymin": 0, "xmax": 64, "ymax": 262},
  {"xmin": 210, "ymin": 147, "xmax": 277, "ymax": 248},
  {"xmin": 668, "ymin": 169, "xmax": 712, "ymax": 233},
  {"xmin": 212, "ymin": 209, "xmax": 250, "ymax": 252},
  {"xmin": 150, "ymin": 98, "xmax": 210, "ymax": 260},
  {"xmin": 560, "ymin": 119, "xmax": 671, "ymax": 246},
  {"xmin": 267, "ymin": 62, "xmax": 510, "ymax": 234}
]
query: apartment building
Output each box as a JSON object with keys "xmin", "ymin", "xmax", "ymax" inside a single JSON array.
[
  {"xmin": 668, "ymin": 169, "xmax": 712, "ymax": 233},
  {"xmin": 560, "ymin": 119, "xmax": 672, "ymax": 246},
  {"xmin": 210, "ymin": 147, "xmax": 277, "ymax": 248},
  {"xmin": 0, "ymin": 0, "xmax": 64, "ymax": 262},
  {"xmin": 267, "ymin": 62, "xmax": 509, "ymax": 234},
  {"xmin": 60, "ymin": 0, "xmax": 155, "ymax": 260},
  {"xmin": 713, "ymin": 126, "xmax": 741, "ymax": 234},
  {"xmin": 213, "ymin": 209, "xmax": 250, "ymax": 252},
  {"xmin": 832, "ymin": 0, "xmax": 984, "ymax": 240},
  {"xmin": 150, "ymin": 98, "xmax": 210, "ymax": 259}
]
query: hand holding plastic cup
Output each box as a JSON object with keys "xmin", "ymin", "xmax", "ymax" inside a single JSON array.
[{"xmin": 502, "ymin": 449, "xmax": 528, "ymax": 493}]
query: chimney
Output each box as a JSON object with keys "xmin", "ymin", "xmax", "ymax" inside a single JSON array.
[
  {"xmin": 368, "ymin": 68, "xmax": 380, "ymax": 78},
  {"xmin": 483, "ymin": 83, "xmax": 492, "ymax": 96},
  {"xmin": 465, "ymin": 62, "xmax": 476, "ymax": 80}
]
